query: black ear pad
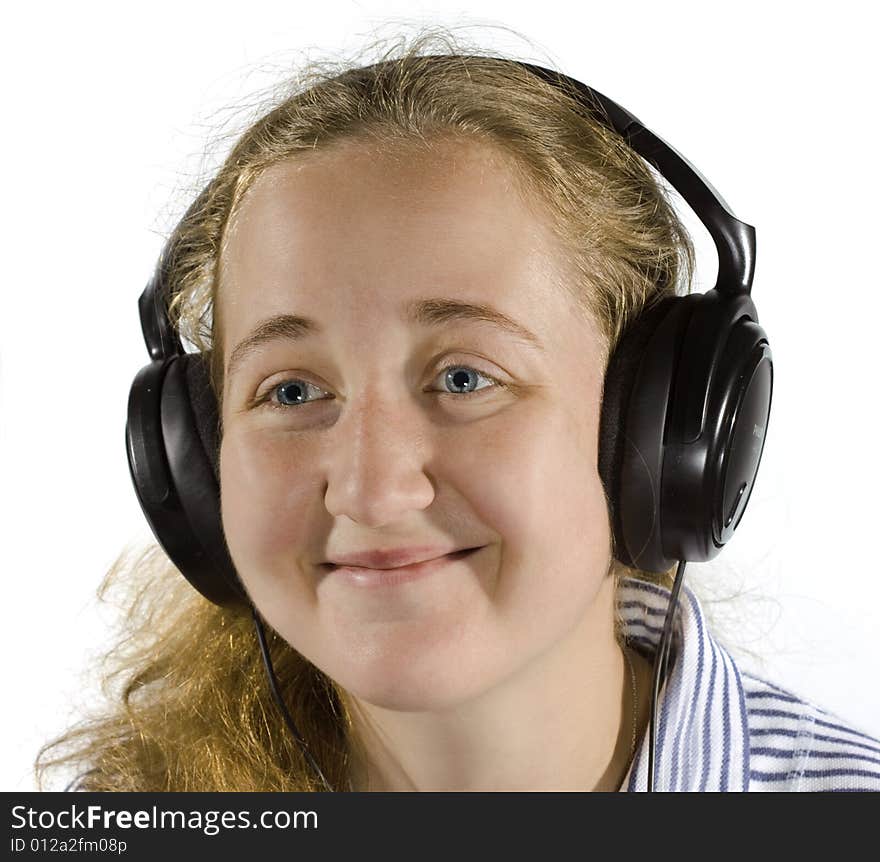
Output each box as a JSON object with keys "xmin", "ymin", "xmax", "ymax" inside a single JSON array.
[
  {"xmin": 126, "ymin": 351, "xmax": 247, "ymax": 608},
  {"xmin": 598, "ymin": 295, "xmax": 680, "ymax": 568},
  {"xmin": 181, "ymin": 351, "xmax": 221, "ymax": 485}
]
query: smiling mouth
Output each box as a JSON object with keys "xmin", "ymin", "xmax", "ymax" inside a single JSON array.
[{"xmin": 326, "ymin": 546, "xmax": 483, "ymax": 588}]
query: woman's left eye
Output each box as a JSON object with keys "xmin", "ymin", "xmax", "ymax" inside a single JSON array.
[
  {"xmin": 256, "ymin": 363, "xmax": 505, "ymax": 411},
  {"xmin": 432, "ymin": 364, "xmax": 504, "ymax": 398}
]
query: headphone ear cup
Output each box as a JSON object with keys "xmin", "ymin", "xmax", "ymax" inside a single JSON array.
[
  {"xmin": 599, "ymin": 296, "xmax": 678, "ymax": 568},
  {"xmin": 126, "ymin": 351, "xmax": 247, "ymax": 608},
  {"xmin": 601, "ymin": 288, "xmax": 772, "ymax": 574},
  {"xmin": 162, "ymin": 352, "xmax": 247, "ymax": 606}
]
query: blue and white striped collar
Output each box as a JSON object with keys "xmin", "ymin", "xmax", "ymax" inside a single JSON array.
[{"xmin": 617, "ymin": 576, "xmax": 750, "ymax": 792}]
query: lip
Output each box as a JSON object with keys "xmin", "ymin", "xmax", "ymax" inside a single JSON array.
[
  {"xmin": 326, "ymin": 545, "xmax": 472, "ymax": 569},
  {"xmin": 327, "ymin": 547, "xmax": 482, "ymax": 588}
]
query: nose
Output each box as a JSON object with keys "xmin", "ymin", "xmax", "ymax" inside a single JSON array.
[{"xmin": 322, "ymin": 386, "xmax": 436, "ymax": 528}]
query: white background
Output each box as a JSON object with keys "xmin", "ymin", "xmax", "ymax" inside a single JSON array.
[{"xmin": 2, "ymin": 1, "xmax": 878, "ymax": 791}]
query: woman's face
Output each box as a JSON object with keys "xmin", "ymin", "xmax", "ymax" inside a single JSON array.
[{"xmin": 218, "ymin": 138, "xmax": 614, "ymax": 712}]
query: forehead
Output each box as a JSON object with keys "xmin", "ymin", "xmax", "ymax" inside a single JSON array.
[{"xmin": 216, "ymin": 138, "xmax": 580, "ymax": 351}]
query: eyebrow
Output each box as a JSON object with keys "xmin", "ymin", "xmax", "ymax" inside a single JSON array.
[{"xmin": 226, "ymin": 297, "xmax": 545, "ymax": 381}]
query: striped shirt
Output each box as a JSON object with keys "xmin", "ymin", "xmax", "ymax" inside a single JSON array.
[{"xmin": 617, "ymin": 576, "xmax": 880, "ymax": 791}]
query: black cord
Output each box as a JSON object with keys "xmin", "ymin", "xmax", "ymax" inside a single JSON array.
[
  {"xmin": 251, "ymin": 606, "xmax": 335, "ymax": 792},
  {"xmin": 647, "ymin": 558, "xmax": 687, "ymax": 793}
]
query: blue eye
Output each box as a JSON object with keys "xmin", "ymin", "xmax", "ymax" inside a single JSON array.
[
  {"xmin": 273, "ymin": 379, "xmax": 323, "ymax": 407},
  {"xmin": 439, "ymin": 365, "xmax": 498, "ymax": 396},
  {"xmin": 258, "ymin": 363, "xmax": 504, "ymax": 412}
]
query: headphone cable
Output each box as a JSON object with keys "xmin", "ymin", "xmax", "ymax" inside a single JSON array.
[
  {"xmin": 251, "ymin": 606, "xmax": 335, "ymax": 792},
  {"xmin": 647, "ymin": 558, "xmax": 687, "ymax": 792}
]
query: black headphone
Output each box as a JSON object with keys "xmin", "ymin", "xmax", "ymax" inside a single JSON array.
[{"xmin": 125, "ymin": 56, "xmax": 773, "ymax": 791}]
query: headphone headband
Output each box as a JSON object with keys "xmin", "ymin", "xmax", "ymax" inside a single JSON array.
[
  {"xmin": 476, "ymin": 58, "xmax": 755, "ymax": 295},
  {"xmin": 138, "ymin": 56, "xmax": 755, "ymax": 362}
]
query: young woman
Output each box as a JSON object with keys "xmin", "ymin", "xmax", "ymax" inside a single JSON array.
[{"xmin": 36, "ymin": 33, "xmax": 880, "ymax": 793}]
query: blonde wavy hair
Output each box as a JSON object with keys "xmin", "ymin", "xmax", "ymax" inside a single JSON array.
[{"xmin": 35, "ymin": 27, "xmax": 695, "ymax": 792}]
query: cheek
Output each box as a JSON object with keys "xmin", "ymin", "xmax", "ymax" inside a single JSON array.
[
  {"xmin": 474, "ymin": 404, "xmax": 611, "ymax": 620},
  {"xmin": 219, "ymin": 428, "xmax": 322, "ymax": 573}
]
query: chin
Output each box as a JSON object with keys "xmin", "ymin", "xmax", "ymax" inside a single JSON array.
[{"xmin": 334, "ymin": 650, "xmax": 497, "ymax": 714}]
